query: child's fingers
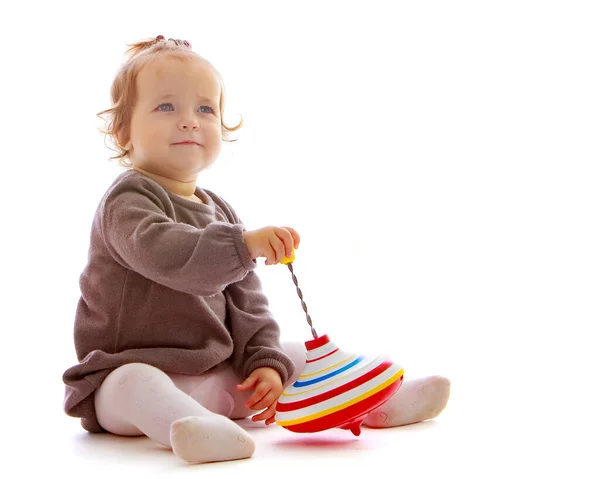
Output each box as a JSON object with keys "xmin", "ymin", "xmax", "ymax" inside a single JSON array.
[
  {"xmin": 250, "ymin": 391, "xmax": 276, "ymax": 411},
  {"xmin": 264, "ymin": 241, "xmax": 278, "ymax": 265},
  {"xmin": 269, "ymin": 236, "xmax": 285, "ymax": 264},
  {"xmin": 245, "ymin": 384, "xmax": 270, "ymax": 409},
  {"xmin": 235, "ymin": 374, "xmax": 259, "ymax": 392},
  {"xmin": 282, "ymin": 226, "xmax": 300, "ymax": 249},
  {"xmin": 252, "ymin": 402, "xmax": 277, "ymax": 423},
  {"xmin": 265, "ymin": 416, "xmax": 276, "ymax": 426},
  {"xmin": 274, "ymin": 228, "xmax": 294, "ymax": 258}
]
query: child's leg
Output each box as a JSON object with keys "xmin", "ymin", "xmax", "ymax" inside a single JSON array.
[
  {"xmin": 94, "ymin": 362, "xmax": 255, "ymax": 463},
  {"xmin": 167, "ymin": 362, "xmax": 236, "ymax": 417},
  {"xmin": 364, "ymin": 375, "xmax": 451, "ymax": 428},
  {"xmin": 281, "ymin": 341, "xmax": 309, "ymax": 386},
  {"xmin": 182, "ymin": 341, "xmax": 307, "ymax": 421}
]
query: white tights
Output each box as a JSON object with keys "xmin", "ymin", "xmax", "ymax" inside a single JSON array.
[
  {"xmin": 93, "ymin": 342, "xmax": 307, "ymax": 447},
  {"xmin": 94, "ymin": 340, "xmax": 451, "ymax": 460}
]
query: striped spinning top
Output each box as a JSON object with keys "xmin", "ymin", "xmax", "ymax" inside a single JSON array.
[{"xmin": 275, "ymin": 334, "xmax": 404, "ymax": 435}]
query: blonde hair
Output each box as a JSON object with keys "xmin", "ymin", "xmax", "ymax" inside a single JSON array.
[{"xmin": 97, "ymin": 36, "xmax": 243, "ymax": 168}]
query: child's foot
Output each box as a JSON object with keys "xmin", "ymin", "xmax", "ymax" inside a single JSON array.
[
  {"xmin": 364, "ymin": 375, "xmax": 451, "ymax": 428},
  {"xmin": 170, "ymin": 415, "xmax": 255, "ymax": 464}
]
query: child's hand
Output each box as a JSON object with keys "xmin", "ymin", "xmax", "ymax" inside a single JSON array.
[
  {"xmin": 235, "ymin": 367, "xmax": 284, "ymax": 425},
  {"xmin": 243, "ymin": 226, "xmax": 300, "ymax": 265}
]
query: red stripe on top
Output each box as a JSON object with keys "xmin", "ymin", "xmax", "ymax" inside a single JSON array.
[
  {"xmin": 305, "ymin": 335, "xmax": 330, "ymax": 351},
  {"xmin": 307, "ymin": 348, "xmax": 339, "ymax": 364},
  {"xmin": 276, "ymin": 361, "xmax": 394, "ymax": 412}
]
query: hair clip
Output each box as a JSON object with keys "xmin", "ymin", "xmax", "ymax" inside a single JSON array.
[{"xmin": 155, "ymin": 35, "xmax": 190, "ymax": 48}]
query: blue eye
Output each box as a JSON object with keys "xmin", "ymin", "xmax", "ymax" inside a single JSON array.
[{"xmin": 157, "ymin": 103, "xmax": 213, "ymax": 114}]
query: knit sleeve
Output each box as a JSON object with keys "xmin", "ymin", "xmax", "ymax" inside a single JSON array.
[
  {"xmin": 215, "ymin": 196, "xmax": 294, "ymax": 383},
  {"xmin": 100, "ymin": 180, "xmax": 257, "ymax": 297},
  {"xmin": 224, "ymin": 270, "xmax": 295, "ymax": 384}
]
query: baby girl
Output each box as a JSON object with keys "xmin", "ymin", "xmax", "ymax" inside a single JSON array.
[{"xmin": 62, "ymin": 35, "xmax": 451, "ymax": 464}]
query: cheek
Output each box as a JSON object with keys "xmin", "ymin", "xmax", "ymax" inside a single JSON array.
[
  {"xmin": 206, "ymin": 123, "xmax": 223, "ymax": 147},
  {"xmin": 134, "ymin": 122, "xmax": 163, "ymax": 144}
]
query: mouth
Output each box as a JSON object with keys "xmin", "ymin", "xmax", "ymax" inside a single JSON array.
[{"xmin": 174, "ymin": 141, "xmax": 201, "ymax": 146}]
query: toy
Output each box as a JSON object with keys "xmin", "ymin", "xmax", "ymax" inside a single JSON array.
[{"xmin": 274, "ymin": 250, "xmax": 404, "ymax": 436}]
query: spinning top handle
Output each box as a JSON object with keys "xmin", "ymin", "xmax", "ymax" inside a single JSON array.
[{"xmin": 280, "ymin": 249, "xmax": 318, "ymax": 339}]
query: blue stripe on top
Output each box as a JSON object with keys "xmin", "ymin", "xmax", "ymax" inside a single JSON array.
[{"xmin": 293, "ymin": 356, "xmax": 365, "ymax": 387}]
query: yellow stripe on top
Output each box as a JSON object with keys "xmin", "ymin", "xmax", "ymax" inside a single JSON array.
[
  {"xmin": 277, "ymin": 368, "xmax": 404, "ymax": 427},
  {"xmin": 298, "ymin": 354, "xmax": 356, "ymax": 379}
]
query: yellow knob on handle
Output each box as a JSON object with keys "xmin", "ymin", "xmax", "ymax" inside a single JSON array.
[{"xmin": 280, "ymin": 248, "xmax": 296, "ymax": 264}]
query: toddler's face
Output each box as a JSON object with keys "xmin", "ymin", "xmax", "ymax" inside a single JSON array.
[{"xmin": 123, "ymin": 55, "xmax": 222, "ymax": 181}]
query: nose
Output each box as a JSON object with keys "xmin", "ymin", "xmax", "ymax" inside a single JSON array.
[{"xmin": 177, "ymin": 115, "xmax": 200, "ymax": 131}]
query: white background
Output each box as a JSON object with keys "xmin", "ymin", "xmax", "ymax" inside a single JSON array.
[{"xmin": 1, "ymin": 0, "xmax": 598, "ymax": 477}]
